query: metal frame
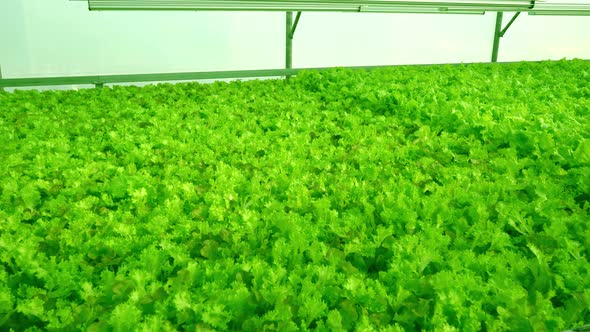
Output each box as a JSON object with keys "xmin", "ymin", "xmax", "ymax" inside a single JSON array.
[
  {"xmin": 491, "ymin": 11, "xmax": 523, "ymax": 62},
  {"xmin": 286, "ymin": 12, "xmax": 293, "ymax": 75},
  {"xmin": 286, "ymin": 11, "xmax": 303, "ymax": 78},
  {"xmin": 82, "ymin": 0, "xmax": 590, "ymax": 15},
  {"xmin": 2, "ymin": 60, "xmax": 588, "ymax": 89},
  {"xmin": 1, "ymin": 1, "xmax": 588, "ymax": 88},
  {"xmin": 83, "ymin": 0, "xmax": 534, "ymax": 13},
  {"xmin": 0, "ymin": 65, "xmax": 388, "ymax": 88}
]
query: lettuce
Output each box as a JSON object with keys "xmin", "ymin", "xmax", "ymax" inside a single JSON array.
[{"xmin": 1, "ymin": 59, "xmax": 589, "ymax": 331}]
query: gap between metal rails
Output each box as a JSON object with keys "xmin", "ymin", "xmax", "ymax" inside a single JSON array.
[{"xmin": 0, "ymin": 60, "xmax": 588, "ymax": 89}]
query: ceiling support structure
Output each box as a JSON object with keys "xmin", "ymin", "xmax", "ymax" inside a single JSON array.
[
  {"xmin": 2, "ymin": 1, "xmax": 588, "ymax": 89},
  {"xmin": 290, "ymin": 11, "xmax": 302, "ymax": 38},
  {"xmin": 286, "ymin": 11, "xmax": 301, "ymax": 78},
  {"xmin": 78, "ymin": 0, "xmax": 590, "ymax": 14},
  {"xmin": 286, "ymin": 12, "xmax": 293, "ymax": 78},
  {"xmin": 491, "ymin": 12, "xmax": 503, "ymax": 62},
  {"xmin": 491, "ymin": 11, "xmax": 521, "ymax": 62},
  {"xmin": 84, "ymin": 0, "xmax": 531, "ymax": 13}
]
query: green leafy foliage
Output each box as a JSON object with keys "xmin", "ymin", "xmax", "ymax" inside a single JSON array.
[{"xmin": 1, "ymin": 59, "xmax": 589, "ymax": 331}]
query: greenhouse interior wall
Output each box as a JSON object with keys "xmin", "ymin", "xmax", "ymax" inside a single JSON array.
[{"xmin": 1, "ymin": 0, "xmax": 590, "ymax": 90}]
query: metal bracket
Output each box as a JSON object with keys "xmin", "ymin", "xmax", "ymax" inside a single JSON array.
[
  {"xmin": 491, "ymin": 11, "xmax": 522, "ymax": 62},
  {"xmin": 499, "ymin": 12, "xmax": 521, "ymax": 37},
  {"xmin": 289, "ymin": 11, "xmax": 302, "ymax": 39},
  {"xmin": 286, "ymin": 12, "xmax": 302, "ymax": 78},
  {"xmin": 490, "ymin": 0, "xmax": 534, "ymax": 63}
]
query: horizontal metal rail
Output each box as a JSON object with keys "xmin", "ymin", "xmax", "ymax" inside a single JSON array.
[
  {"xmin": 71, "ymin": 0, "xmax": 590, "ymax": 15},
  {"xmin": 0, "ymin": 67, "xmax": 334, "ymax": 88},
  {"xmin": 1, "ymin": 61, "xmax": 588, "ymax": 89},
  {"xmin": 85, "ymin": 0, "xmax": 535, "ymax": 12},
  {"xmin": 528, "ymin": 8, "xmax": 590, "ymax": 15},
  {"xmin": 78, "ymin": 0, "xmax": 590, "ymax": 14}
]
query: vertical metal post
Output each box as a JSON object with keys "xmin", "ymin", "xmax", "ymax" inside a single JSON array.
[
  {"xmin": 286, "ymin": 11, "xmax": 293, "ymax": 79},
  {"xmin": 0, "ymin": 65, "xmax": 4, "ymax": 92},
  {"xmin": 491, "ymin": 12, "xmax": 504, "ymax": 63}
]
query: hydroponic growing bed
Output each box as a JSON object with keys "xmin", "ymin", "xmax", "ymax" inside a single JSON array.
[{"xmin": 1, "ymin": 60, "xmax": 589, "ymax": 331}]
